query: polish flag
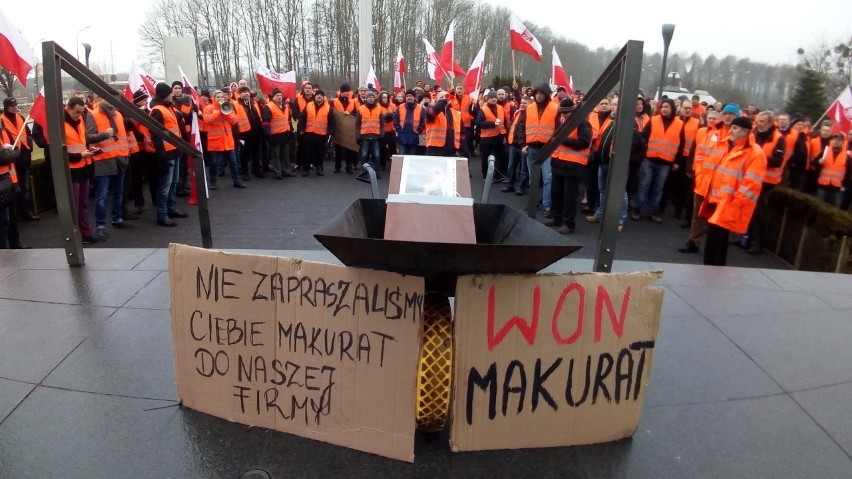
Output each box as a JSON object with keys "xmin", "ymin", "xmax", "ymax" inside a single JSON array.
[
  {"xmin": 423, "ymin": 38, "xmax": 449, "ymax": 82},
  {"xmin": 551, "ymin": 47, "xmax": 572, "ymax": 94},
  {"xmin": 253, "ymin": 58, "xmax": 296, "ymax": 99},
  {"xmin": 0, "ymin": 10, "xmax": 35, "ymax": 86},
  {"xmin": 29, "ymin": 87, "xmax": 47, "ymax": 142},
  {"xmin": 123, "ymin": 61, "xmax": 156, "ymax": 102},
  {"xmin": 394, "ymin": 47, "xmax": 405, "ymax": 92},
  {"xmin": 178, "ymin": 65, "xmax": 202, "ymax": 106},
  {"xmin": 439, "ymin": 20, "xmax": 456, "ymax": 79},
  {"xmin": 509, "ymin": 14, "xmax": 542, "ymax": 62},
  {"xmin": 464, "ymin": 40, "xmax": 487, "ymax": 101},
  {"xmin": 366, "ymin": 65, "xmax": 381, "ymax": 92},
  {"xmin": 824, "ymin": 84, "xmax": 852, "ymax": 134}
]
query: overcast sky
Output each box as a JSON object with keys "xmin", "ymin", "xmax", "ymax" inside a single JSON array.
[{"xmin": 6, "ymin": 0, "xmax": 851, "ymax": 77}]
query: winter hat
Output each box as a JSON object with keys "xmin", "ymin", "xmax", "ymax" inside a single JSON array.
[
  {"xmin": 171, "ymin": 81, "xmax": 183, "ymax": 88},
  {"xmin": 721, "ymin": 103, "xmax": 742, "ymax": 116},
  {"xmin": 132, "ymin": 88, "xmax": 149, "ymax": 104},
  {"xmin": 486, "ymin": 90, "xmax": 498, "ymax": 99},
  {"xmin": 532, "ymin": 83, "xmax": 552, "ymax": 97},
  {"xmin": 155, "ymin": 83, "xmax": 172, "ymax": 99},
  {"xmin": 559, "ymin": 98, "xmax": 575, "ymax": 113},
  {"xmin": 340, "ymin": 83, "xmax": 352, "ymax": 93},
  {"xmin": 405, "ymin": 89, "xmax": 415, "ymax": 97},
  {"xmin": 731, "ymin": 116, "xmax": 752, "ymax": 130},
  {"xmin": 3, "ymin": 97, "xmax": 17, "ymax": 109},
  {"xmin": 271, "ymin": 88, "xmax": 282, "ymax": 97},
  {"xmin": 365, "ymin": 90, "xmax": 377, "ymax": 98}
]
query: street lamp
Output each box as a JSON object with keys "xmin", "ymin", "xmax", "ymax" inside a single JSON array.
[
  {"xmin": 76, "ymin": 25, "xmax": 92, "ymax": 61},
  {"xmin": 199, "ymin": 38, "xmax": 211, "ymax": 87},
  {"xmin": 657, "ymin": 24, "xmax": 675, "ymax": 100}
]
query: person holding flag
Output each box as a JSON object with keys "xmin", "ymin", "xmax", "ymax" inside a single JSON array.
[{"xmin": 1, "ymin": 97, "xmax": 36, "ymax": 221}]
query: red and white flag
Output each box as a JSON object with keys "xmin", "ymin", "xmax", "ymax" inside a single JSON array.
[
  {"xmin": 178, "ymin": 65, "xmax": 202, "ymax": 106},
  {"xmin": 29, "ymin": 87, "xmax": 47, "ymax": 142},
  {"xmin": 123, "ymin": 61, "xmax": 156, "ymax": 102},
  {"xmin": 423, "ymin": 38, "xmax": 449, "ymax": 82},
  {"xmin": 393, "ymin": 47, "xmax": 405, "ymax": 93},
  {"xmin": 551, "ymin": 46, "xmax": 572, "ymax": 95},
  {"xmin": 366, "ymin": 65, "xmax": 381, "ymax": 92},
  {"xmin": 509, "ymin": 14, "xmax": 542, "ymax": 62},
  {"xmin": 439, "ymin": 20, "xmax": 456, "ymax": 80},
  {"xmin": 253, "ymin": 58, "xmax": 296, "ymax": 99},
  {"xmin": 824, "ymin": 84, "xmax": 852, "ymax": 134},
  {"xmin": 0, "ymin": 10, "xmax": 35, "ymax": 86},
  {"xmin": 464, "ymin": 40, "xmax": 487, "ymax": 101}
]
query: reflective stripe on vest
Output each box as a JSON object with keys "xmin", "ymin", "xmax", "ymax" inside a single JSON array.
[
  {"xmin": 1, "ymin": 114, "xmax": 31, "ymax": 151},
  {"xmin": 754, "ymin": 129, "xmax": 783, "ymax": 185},
  {"xmin": 266, "ymin": 101, "xmax": 291, "ymax": 134},
  {"xmin": 425, "ymin": 110, "xmax": 461, "ymax": 149},
  {"xmin": 450, "ymin": 95, "xmax": 472, "ymax": 126},
  {"xmin": 64, "ymin": 118, "xmax": 89, "ymax": 168},
  {"xmin": 525, "ymin": 102, "xmax": 558, "ymax": 144},
  {"xmin": 508, "ymin": 110, "xmax": 521, "ymax": 145},
  {"xmin": 382, "ymin": 104, "xmax": 395, "ymax": 133},
  {"xmin": 480, "ymin": 104, "xmax": 506, "ymax": 138},
  {"xmin": 817, "ymin": 148, "xmax": 847, "ymax": 187},
  {"xmin": 0, "ymin": 130, "xmax": 18, "ymax": 182},
  {"xmin": 647, "ymin": 115, "xmax": 683, "ymax": 162},
  {"xmin": 151, "ymin": 105, "xmax": 180, "ymax": 151},
  {"xmin": 90, "ymin": 109, "xmax": 127, "ymax": 161},
  {"xmin": 332, "ymin": 98, "xmax": 355, "ymax": 113},
  {"xmin": 358, "ymin": 105, "xmax": 382, "ymax": 135},
  {"xmin": 305, "ymin": 102, "xmax": 330, "ymax": 135},
  {"xmin": 552, "ymin": 130, "xmax": 589, "ymax": 165}
]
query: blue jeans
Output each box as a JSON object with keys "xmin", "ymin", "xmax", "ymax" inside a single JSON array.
[
  {"xmin": 94, "ymin": 167, "xmax": 125, "ymax": 228},
  {"xmin": 527, "ymin": 147, "xmax": 552, "ymax": 209},
  {"xmin": 594, "ymin": 164, "xmax": 629, "ymax": 223},
  {"xmin": 636, "ymin": 159, "xmax": 671, "ymax": 216},
  {"xmin": 157, "ymin": 152, "xmax": 180, "ymax": 220},
  {"xmin": 507, "ymin": 145, "xmax": 529, "ymax": 191},
  {"xmin": 208, "ymin": 150, "xmax": 240, "ymax": 184},
  {"xmin": 397, "ymin": 143, "xmax": 418, "ymax": 156},
  {"xmin": 359, "ymin": 138, "xmax": 381, "ymax": 168}
]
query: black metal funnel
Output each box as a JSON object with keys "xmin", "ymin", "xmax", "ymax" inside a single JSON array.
[{"xmin": 314, "ymin": 199, "xmax": 582, "ymax": 295}]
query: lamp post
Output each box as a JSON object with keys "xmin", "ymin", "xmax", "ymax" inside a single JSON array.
[
  {"xmin": 81, "ymin": 43, "xmax": 92, "ymax": 69},
  {"xmin": 199, "ymin": 38, "xmax": 211, "ymax": 88},
  {"xmin": 75, "ymin": 25, "xmax": 92, "ymax": 61},
  {"xmin": 657, "ymin": 24, "xmax": 675, "ymax": 101}
]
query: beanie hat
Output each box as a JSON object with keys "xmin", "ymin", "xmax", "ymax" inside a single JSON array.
[
  {"xmin": 171, "ymin": 81, "xmax": 183, "ymax": 88},
  {"xmin": 155, "ymin": 82, "xmax": 172, "ymax": 99},
  {"xmin": 314, "ymin": 89, "xmax": 325, "ymax": 97},
  {"xmin": 132, "ymin": 88, "xmax": 149, "ymax": 104},
  {"xmin": 238, "ymin": 86, "xmax": 251, "ymax": 93},
  {"xmin": 271, "ymin": 88, "xmax": 282, "ymax": 97},
  {"xmin": 340, "ymin": 83, "xmax": 352, "ymax": 93},
  {"xmin": 486, "ymin": 90, "xmax": 498, "ymax": 99},
  {"xmin": 731, "ymin": 116, "xmax": 752, "ymax": 130},
  {"xmin": 405, "ymin": 89, "xmax": 415, "ymax": 97},
  {"xmin": 365, "ymin": 90, "xmax": 377, "ymax": 98},
  {"xmin": 3, "ymin": 97, "xmax": 17, "ymax": 109},
  {"xmin": 721, "ymin": 103, "xmax": 742, "ymax": 116},
  {"xmin": 560, "ymin": 98, "xmax": 575, "ymax": 109},
  {"xmin": 199, "ymin": 89, "xmax": 211, "ymax": 99},
  {"xmin": 532, "ymin": 83, "xmax": 552, "ymax": 97}
]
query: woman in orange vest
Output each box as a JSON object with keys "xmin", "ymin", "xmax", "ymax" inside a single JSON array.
[
  {"xmin": 700, "ymin": 116, "xmax": 767, "ymax": 266},
  {"xmin": 378, "ymin": 91, "xmax": 397, "ymax": 170},
  {"xmin": 816, "ymin": 132, "xmax": 847, "ymax": 206},
  {"xmin": 634, "ymin": 98, "xmax": 685, "ymax": 222},
  {"xmin": 262, "ymin": 87, "xmax": 296, "ymax": 180},
  {"xmin": 204, "ymin": 89, "xmax": 243, "ymax": 189},
  {"xmin": 547, "ymin": 98, "xmax": 592, "ymax": 234}
]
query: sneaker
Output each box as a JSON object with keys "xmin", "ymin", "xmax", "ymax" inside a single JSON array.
[
  {"xmin": 650, "ymin": 215, "xmax": 663, "ymax": 223},
  {"xmin": 617, "ymin": 223, "xmax": 624, "ymax": 232},
  {"xmin": 585, "ymin": 215, "xmax": 601, "ymax": 222},
  {"xmin": 209, "ymin": 184, "xmax": 217, "ymax": 190},
  {"xmin": 515, "ymin": 190, "xmax": 525, "ymax": 196},
  {"xmin": 543, "ymin": 208, "xmax": 553, "ymax": 218},
  {"xmin": 96, "ymin": 229, "xmax": 107, "ymax": 242}
]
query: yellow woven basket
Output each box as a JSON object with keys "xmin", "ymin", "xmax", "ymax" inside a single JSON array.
[{"xmin": 415, "ymin": 294, "xmax": 454, "ymax": 432}]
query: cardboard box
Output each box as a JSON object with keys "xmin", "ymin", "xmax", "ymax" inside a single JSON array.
[{"xmin": 169, "ymin": 244, "xmax": 424, "ymax": 462}]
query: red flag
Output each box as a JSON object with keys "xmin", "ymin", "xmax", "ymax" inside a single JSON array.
[
  {"xmin": 179, "ymin": 65, "xmax": 202, "ymax": 106},
  {"xmin": 366, "ymin": 65, "xmax": 381, "ymax": 92},
  {"xmin": 439, "ymin": 20, "xmax": 456, "ymax": 80},
  {"xmin": 253, "ymin": 58, "xmax": 296, "ymax": 99},
  {"xmin": 823, "ymin": 85, "xmax": 852, "ymax": 134},
  {"xmin": 29, "ymin": 87, "xmax": 47, "ymax": 142},
  {"xmin": 464, "ymin": 41, "xmax": 487, "ymax": 101},
  {"xmin": 394, "ymin": 47, "xmax": 405, "ymax": 93},
  {"xmin": 551, "ymin": 47, "xmax": 572, "ymax": 95},
  {"xmin": 0, "ymin": 10, "xmax": 35, "ymax": 86},
  {"xmin": 123, "ymin": 62, "xmax": 156, "ymax": 102},
  {"xmin": 509, "ymin": 14, "xmax": 542, "ymax": 62},
  {"xmin": 397, "ymin": 47, "xmax": 406, "ymax": 75},
  {"xmin": 423, "ymin": 38, "xmax": 449, "ymax": 82}
]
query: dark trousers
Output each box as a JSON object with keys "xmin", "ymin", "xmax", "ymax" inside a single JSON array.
[
  {"xmin": 748, "ymin": 183, "xmax": 774, "ymax": 248},
  {"xmin": 397, "ymin": 144, "xmax": 418, "ymax": 156},
  {"xmin": 425, "ymin": 146, "xmax": 457, "ymax": 156},
  {"xmin": 840, "ymin": 184, "xmax": 852, "ymax": 211},
  {"xmin": 381, "ymin": 133, "xmax": 396, "ymax": 169},
  {"xmin": 551, "ymin": 165, "xmax": 585, "ymax": 228},
  {"xmin": 479, "ymin": 141, "xmax": 507, "ymax": 179},
  {"xmin": 14, "ymin": 149, "xmax": 32, "ymax": 217},
  {"xmin": 146, "ymin": 154, "xmax": 160, "ymax": 208},
  {"xmin": 334, "ymin": 144, "xmax": 356, "ymax": 172},
  {"xmin": 461, "ymin": 126, "xmax": 474, "ymax": 159},
  {"xmin": 585, "ymin": 158, "xmax": 599, "ymax": 212},
  {"xmin": 661, "ymin": 165, "xmax": 688, "ymax": 217},
  {"xmin": 240, "ymin": 136, "xmax": 262, "ymax": 176},
  {"xmin": 704, "ymin": 223, "xmax": 730, "ymax": 266},
  {"xmin": 127, "ymin": 152, "xmax": 146, "ymax": 209},
  {"xmin": 302, "ymin": 139, "xmax": 327, "ymax": 171}
]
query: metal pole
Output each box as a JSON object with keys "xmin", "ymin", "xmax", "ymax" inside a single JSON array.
[
  {"xmin": 358, "ymin": 0, "xmax": 372, "ymax": 87},
  {"xmin": 42, "ymin": 41, "xmax": 85, "ymax": 267},
  {"xmin": 657, "ymin": 24, "xmax": 675, "ymax": 101}
]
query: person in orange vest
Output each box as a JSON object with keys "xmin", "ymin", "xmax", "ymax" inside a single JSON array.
[
  {"xmin": 2, "ymin": 97, "xmax": 36, "ymax": 222},
  {"xmin": 667, "ymin": 100, "xmax": 699, "ymax": 225},
  {"xmin": 355, "ymin": 90, "xmax": 392, "ymax": 178},
  {"xmin": 297, "ymin": 89, "xmax": 334, "ymax": 176},
  {"xmin": 476, "ymin": 90, "xmax": 508, "ymax": 181},
  {"xmin": 700, "ymin": 116, "xmax": 766, "ymax": 265},
  {"xmin": 634, "ymin": 97, "xmax": 685, "ymax": 222},
  {"xmin": 517, "ymin": 83, "xmax": 559, "ymax": 218},
  {"xmin": 745, "ymin": 110, "xmax": 786, "ymax": 254},
  {"xmin": 585, "ymin": 97, "xmax": 613, "ymax": 215},
  {"xmin": 393, "ymin": 89, "xmax": 425, "ymax": 156},
  {"xmin": 123, "ymin": 88, "xmax": 150, "ymax": 218},
  {"xmin": 261, "ymin": 88, "xmax": 296, "ymax": 180},
  {"xmin": 547, "ymin": 98, "xmax": 592, "ymax": 234},
  {"xmin": 0, "ymin": 125, "xmax": 20, "ymax": 248},
  {"xmin": 815, "ymin": 132, "xmax": 847, "ymax": 206},
  {"xmin": 378, "ymin": 91, "xmax": 397, "ymax": 170},
  {"xmin": 504, "ymin": 95, "xmax": 530, "ymax": 195},
  {"xmin": 150, "ymin": 82, "xmax": 188, "ymax": 227},
  {"xmin": 204, "ymin": 89, "xmax": 244, "ymax": 189},
  {"xmin": 331, "ymin": 84, "xmax": 357, "ymax": 173},
  {"xmin": 63, "ymin": 97, "xmax": 99, "ymax": 243},
  {"xmin": 424, "ymin": 90, "xmax": 462, "ymax": 157},
  {"xmin": 449, "ymin": 84, "xmax": 475, "ymax": 160},
  {"xmin": 780, "ymin": 114, "xmax": 808, "ymax": 188},
  {"xmin": 86, "ymin": 98, "xmax": 133, "ymax": 241},
  {"xmin": 803, "ymin": 120, "xmax": 833, "ymax": 195},
  {"xmin": 691, "ymin": 95, "xmax": 705, "ymax": 120},
  {"xmin": 234, "ymin": 86, "xmax": 265, "ymax": 179},
  {"xmin": 171, "ymin": 82, "xmax": 195, "ymax": 197}
]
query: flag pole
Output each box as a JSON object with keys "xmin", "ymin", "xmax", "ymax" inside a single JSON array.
[
  {"xmin": 402, "ymin": 71, "xmax": 406, "ymax": 90},
  {"xmin": 11, "ymin": 115, "xmax": 32, "ymax": 148},
  {"xmin": 512, "ymin": 50, "xmax": 517, "ymax": 85}
]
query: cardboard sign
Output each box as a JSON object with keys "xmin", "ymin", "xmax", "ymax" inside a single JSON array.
[
  {"xmin": 331, "ymin": 109, "xmax": 359, "ymax": 152},
  {"xmin": 451, "ymin": 271, "xmax": 664, "ymax": 451},
  {"xmin": 168, "ymin": 244, "xmax": 424, "ymax": 462}
]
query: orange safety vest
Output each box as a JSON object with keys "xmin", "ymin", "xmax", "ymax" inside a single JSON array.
[
  {"xmin": 635, "ymin": 113, "xmax": 650, "ymax": 131},
  {"xmin": 150, "ymin": 104, "xmax": 181, "ymax": 151},
  {"xmin": 507, "ymin": 110, "xmax": 522, "ymax": 145},
  {"xmin": 525, "ymin": 102, "xmax": 558, "ymax": 144},
  {"xmin": 0, "ymin": 128, "xmax": 18, "ymax": 183},
  {"xmin": 704, "ymin": 139, "xmax": 766, "ymax": 234},
  {"xmin": 89, "ymin": 109, "xmax": 129, "ymax": 161},
  {"xmin": 693, "ymin": 124, "xmax": 730, "ymax": 197},
  {"xmin": 235, "ymin": 100, "xmax": 261, "ymax": 134},
  {"xmin": 135, "ymin": 115, "xmax": 156, "ymax": 154},
  {"xmin": 358, "ymin": 104, "xmax": 383, "ymax": 135},
  {"xmin": 265, "ymin": 100, "xmax": 292, "ymax": 134},
  {"xmin": 817, "ymin": 147, "xmax": 847, "ymax": 188},
  {"xmin": 425, "ymin": 109, "xmax": 461, "ymax": 149},
  {"xmin": 808, "ymin": 136, "xmax": 831, "ymax": 171},
  {"xmin": 203, "ymin": 104, "xmax": 238, "ymax": 152},
  {"xmin": 305, "ymin": 101, "xmax": 331, "ymax": 135},
  {"xmin": 177, "ymin": 102, "xmax": 193, "ymax": 134},
  {"xmin": 681, "ymin": 116, "xmax": 699, "ymax": 156},
  {"xmin": 480, "ymin": 104, "xmax": 506, "ymax": 138},
  {"xmin": 332, "ymin": 97, "xmax": 356, "ymax": 113},
  {"xmin": 552, "ymin": 128, "xmax": 590, "ymax": 165},
  {"xmin": 126, "ymin": 117, "xmax": 140, "ymax": 155},
  {"xmin": 64, "ymin": 116, "xmax": 90, "ymax": 169},
  {"xmin": 382, "ymin": 103, "xmax": 396, "ymax": 133},
  {"xmin": 588, "ymin": 112, "xmax": 612, "ymax": 149},
  {"xmin": 1, "ymin": 113, "xmax": 31, "ymax": 151},
  {"xmin": 396, "ymin": 103, "xmax": 423, "ymax": 131},
  {"xmin": 751, "ymin": 129, "xmax": 784, "ymax": 185},
  {"xmin": 450, "ymin": 94, "xmax": 473, "ymax": 127},
  {"xmin": 646, "ymin": 115, "xmax": 683, "ymax": 162}
]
